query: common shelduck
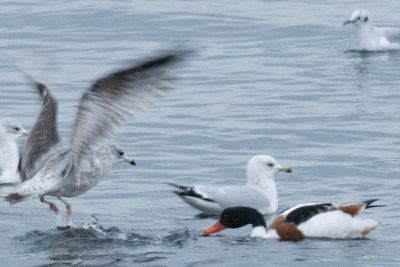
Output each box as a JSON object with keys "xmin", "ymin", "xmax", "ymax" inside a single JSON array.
[{"xmin": 202, "ymin": 200, "xmax": 382, "ymax": 240}]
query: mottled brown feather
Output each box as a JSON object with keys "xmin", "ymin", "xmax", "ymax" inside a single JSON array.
[{"xmin": 19, "ymin": 82, "xmax": 59, "ymax": 181}]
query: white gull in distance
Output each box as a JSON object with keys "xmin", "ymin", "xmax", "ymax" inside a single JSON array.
[{"xmin": 344, "ymin": 9, "xmax": 400, "ymax": 51}]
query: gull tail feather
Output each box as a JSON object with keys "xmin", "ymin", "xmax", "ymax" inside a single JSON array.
[
  {"xmin": 1, "ymin": 184, "xmax": 29, "ymax": 204},
  {"xmin": 4, "ymin": 192, "xmax": 27, "ymax": 203}
]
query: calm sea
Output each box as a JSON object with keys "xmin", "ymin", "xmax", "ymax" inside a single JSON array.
[{"xmin": 0, "ymin": 0, "xmax": 399, "ymax": 266}]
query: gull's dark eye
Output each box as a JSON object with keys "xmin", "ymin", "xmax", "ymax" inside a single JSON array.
[
  {"xmin": 14, "ymin": 127, "xmax": 20, "ymax": 131},
  {"xmin": 267, "ymin": 163, "xmax": 274, "ymax": 167},
  {"xmin": 118, "ymin": 151, "xmax": 124, "ymax": 156},
  {"xmin": 357, "ymin": 16, "xmax": 360, "ymax": 20},
  {"xmin": 364, "ymin": 17, "xmax": 368, "ymax": 22}
]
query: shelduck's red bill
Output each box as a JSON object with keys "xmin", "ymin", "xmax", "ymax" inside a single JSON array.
[{"xmin": 202, "ymin": 220, "xmax": 226, "ymax": 234}]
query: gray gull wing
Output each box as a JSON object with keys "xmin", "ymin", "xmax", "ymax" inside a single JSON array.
[
  {"xmin": 381, "ymin": 27, "xmax": 400, "ymax": 43},
  {"xmin": 172, "ymin": 183, "xmax": 272, "ymax": 215},
  {"xmin": 195, "ymin": 185, "xmax": 271, "ymax": 211},
  {"xmin": 69, "ymin": 51, "xmax": 187, "ymax": 167},
  {"xmin": 19, "ymin": 82, "xmax": 60, "ymax": 181}
]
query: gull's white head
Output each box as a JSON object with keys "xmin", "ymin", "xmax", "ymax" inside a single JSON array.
[
  {"xmin": 98, "ymin": 143, "xmax": 136, "ymax": 167},
  {"xmin": 0, "ymin": 118, "xmax": 28, "ymax": 142},
  {"xmin": 246, "ymin": 155, "xmax": 292, "ymax": 185},
  {"xmin": 344, "ymin": 9, "xmax": 372, "ymax": 28}
]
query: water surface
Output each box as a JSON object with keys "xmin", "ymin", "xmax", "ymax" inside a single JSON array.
[{"xmin": 1, "ymin": 0, "xmax": 400, "ymax": 266}]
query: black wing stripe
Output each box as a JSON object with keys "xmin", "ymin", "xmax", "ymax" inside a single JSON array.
[
  {"xmin": 175, "ymin": 189, "xmax": 216, "ymax": 203},
  {"xmin": 363, "ymin": 199, "xmax": 384, "ymax": 209},
  {"xmin": 285, "ymin": 203, "xmax": 335, "ymax": 225},
  {"xmin": 164, "ymin": 181, "xmax": 216, "ymax": 203},
  {"xmin": 163, "ymin": 182, "xmax": 191, "ymax": 191}
]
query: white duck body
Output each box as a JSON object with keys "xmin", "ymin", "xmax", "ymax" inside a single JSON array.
[{"xmin": 261, "ymin": 201, "xmax": 379, "ymax": 239}]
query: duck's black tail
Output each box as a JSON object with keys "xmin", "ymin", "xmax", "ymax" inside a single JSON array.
[{"xmin": 363, "ymin": 199, "xmax": 385, "ymax": 209}]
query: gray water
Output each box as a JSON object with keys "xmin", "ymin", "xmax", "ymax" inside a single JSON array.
[{"xmin": 1, "ymin": 0, "xmax": 400, "ymax": 266}]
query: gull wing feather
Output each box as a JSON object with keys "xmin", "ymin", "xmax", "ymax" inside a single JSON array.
[
  {"xmin": 175, "ymin": 184, "xmax": 271, "ymax": 214},
  {"xmin": 381, "ymin": 27, "xmax": 400, "ymax": 43},
  {"xmin": 199, "ymin": 185, "xmax": 271, "ymax": 210},
  {"xmin": 19, "ymin": 82, "xmax": 60, "ymax": 181},
  {"xmin": 69, "ymin": 51, "xmax": 187, "ymax": 166}
]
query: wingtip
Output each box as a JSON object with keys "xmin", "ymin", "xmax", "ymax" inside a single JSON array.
[
  {"xmin": 163, "ymin": 181, "xmax": 189, "ymax": 191},
  {"xmin": 162, "ymin": 181, "xmax": 176, "ymax": 187},
  {"xmin": 140, "ymin": 48, "xmax": 193, "ymax": 69},
  {"xmin": 150, "ymin": 46, "xmax": 195, "ymax": 65},
  {"xmin": 19, "ymin": 71, "xmax": 50, "ymax": 99}
]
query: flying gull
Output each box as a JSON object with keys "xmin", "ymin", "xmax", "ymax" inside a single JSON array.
[{"xmin": 5, "ymin": 50, "xmax": 187, "ymax": 216}]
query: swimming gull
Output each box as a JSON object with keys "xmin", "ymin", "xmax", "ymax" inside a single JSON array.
[
  {"xmin": 5, "ymin": 51, "xmax": 187, "ymax": 216},
  {"xmin": 202, "ymin": 199, "xmax": 382, "ymax": 240},
  {"xmin": 344, "ymin": 9, "xmax": 400, "ymax": 50},
  {"xmin": 0, "ymin": 118, "xmax": 28, "ymax": 184},
  {"xmin": 165, "ymin": 155, "xmax": 292, "ymax": 216}
]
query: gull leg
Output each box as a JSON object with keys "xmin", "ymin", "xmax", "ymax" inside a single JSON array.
[
  {"xmin": 40, "ymin": 195, "xmax": 59, "ymax": 214},
  {"xmin": 57, "ymin": 194, "xmax": 72, "ymax": 217}
]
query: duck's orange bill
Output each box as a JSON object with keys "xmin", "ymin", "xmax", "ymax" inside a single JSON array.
[{"xmin": 202, "ymin": 220, "xmax": 226, "ymax": 234}]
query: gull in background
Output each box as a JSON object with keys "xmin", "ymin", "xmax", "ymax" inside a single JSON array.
[
  {"xmin": 0, "ymin": 118, "xmax": 28, "ymax": 184},
  {"xmin": 344, "ymin": 9, "xmax": 400, "ymax": 51},
  {"xmin": 5, "ymin": 50, "xmax": 187, "ymax": 217}
]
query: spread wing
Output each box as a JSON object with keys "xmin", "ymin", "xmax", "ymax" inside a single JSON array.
[
  {"xmin": 69, "ymin": 50, "xmax": 188, "ymax": 167},
  {"xmin": 19, "ymin": 82, "xmax": 60, "ymax": 181}
]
